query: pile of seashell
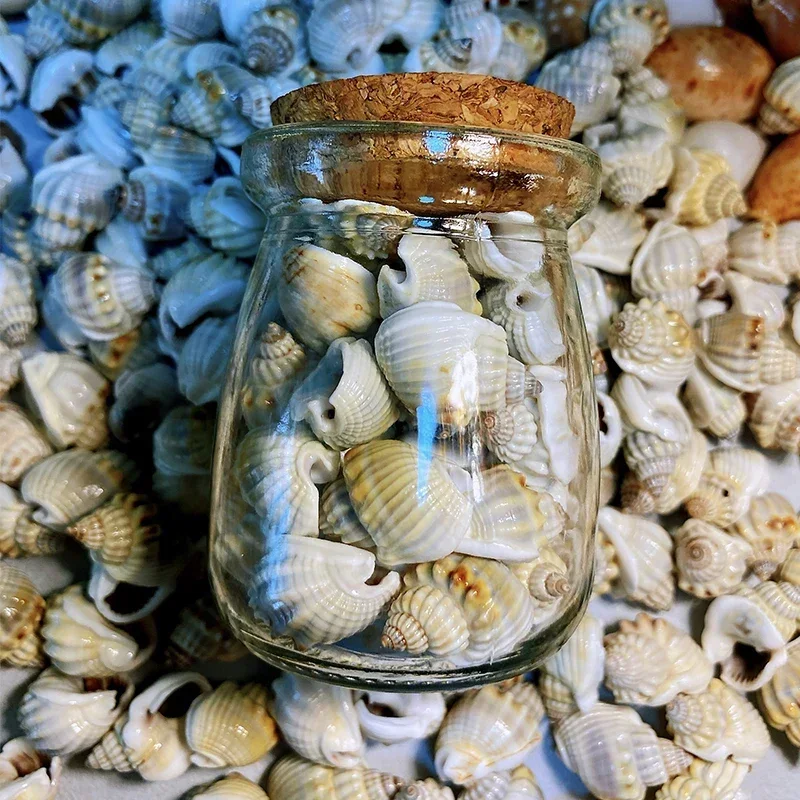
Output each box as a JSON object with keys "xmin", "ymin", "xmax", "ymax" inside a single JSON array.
[{"xmin": 1, "ymin": 0, "xmax": 800, "ymax": 797}]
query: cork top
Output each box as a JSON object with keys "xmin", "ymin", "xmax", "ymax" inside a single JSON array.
[{"xmin": 270, "ymin": 72, "xmax": 575, "ymax": 138}]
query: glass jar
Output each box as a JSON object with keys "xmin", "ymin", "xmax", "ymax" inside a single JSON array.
[{"xmin": 210, "ymin": 79, "xmax": 601, "ymax": 690}]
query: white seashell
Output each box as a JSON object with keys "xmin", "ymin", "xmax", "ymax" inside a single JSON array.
[
  {"xmin": 555, "ymin": 703, "xmax": 692, "ymax": 800},
  {"xmin": 0, "ymin": 342, "xmax": 22, "ymax": 400},
  {"xmin": 250, "ymin": 534, "xmax": 400, "ymax": 647},
  {"xmin": 19, "ymin": 668, "xmax": 134, "ymax": 756},
  {"xmin": 279, "ymin": 244, "xmax": 379, "ymax": 353},
  {"xmin": 0, "ymin": 563, "xmax": 46, "ymax": 668},
  {"xmin": 238, "ymin": 6, "xmax": 307, "ymax": 76},
  {"xmin": 319, "ymin": 477, "xmax": 374, "ymax": 551},
  {"xmin": 76, "ymin": 105, "xmax": 137, "ymax": 170},
  {"xmin": 617, "ymin": 94, "xmax": 686, "ymax": 145},
  {"xmin": 398, "ymin": 779, "xmax": 455, "ymax": 800},
  {"xmin": 666, "ymin": 678, "xmax": 770, "ymax": 765},
  {"xmin": 0, "ymin": 738, "xmax": 61, "ymax": 800},
  {"xmin": 691, "ymin": 218, "xmax": 730, "ymax": 278},
  {"xmin": 758, "ymin": 57, "xmax": 800, "ymax": 135},
  {"xmin": 94, "ymin": 217, "xmax": 148, "ymax": 272},
  {"xmin": 597, "ymin": 390, "xmax": 623, "ymax": 468},
  {"xmin": 589, "ymin": 0, "xmax": 669, "ymax": 72},
  {"xmin": 183, "ymin": 41, "xmax": 241, "ymax": 78},
  {"xmin": 157, "ymin": 0, "xmax": 220, "ymax": 42},
  {"xmin": 119, "ymin": 165, "xmax": 190, "ymax": 241},
  {"xmin": 748, "ymin": 377, "xmax": 800, "ymax": 455},
  {"xmin": 457, "ymin": 766, "xmax": 543, "ymax": 800},
  {"xmin": 621, "ymin": 65, "xmax": 671, "ymax": 104},
  {"xmin": 88, "ymin": 561, "xmax": 175, "ymax": 626},
  {"xmin": 654, "ymin": 757, "xmax": 751, "ymax": 800},
  {"xmin": 491, "ymin": 6, "xmax": 547, "ymax": 80},
  {"xmin": 508, "ymin": 545, "xmax": 572, "ymax": 623},
  {"xmin": 681, "ymin": 364, "xmax": 747, "ymax": 440},
  {"xmin": 481, "ymin": 400, "xmax": 539, "ymax": 467},
  {"xmin": 375, "ymin": 301, "xmax": 508, "ymax": 427},
  {"xmin": 185, "ymin": 773, "xmax": 268, "ymax": 800},
  {"xmin": 0, "ymin": 402, "xmax": 53, "ymax": 487},
  {"xmin": 403, "ymin": 31, "xmax": 474, "ymax": 73},
  {"xmin": 355, "ymin": 691, "xmax": 446, "ymax": 745},
  {"xmin": 177, "ymin": 315, "xmax": 237, "ymax": 405},
  {"xmin": 41, "ymin": 584, "xmax": 156, "ymax": 677},
  {"xmin": 270, "ymin": 674, "xmax": 363, "ymax": 768},
  {"xmin": 573, "ymin": 263, "xmax": 618, "ymax": 352},
  {"xmin": 0, "ymin": 34, "xmax": 30, "ymax": 111},
  {"xmin": 728, "ymin": 220, "xmax": 800, "ymax": 285},
  {"xmin": 445, "ymin": 0, "xmax": 503, "ymax": 73},
  {"xmin": 726, "ymin": 272, "xmax": 787, "ymax": 336},
  {"xmin": 323, "ymin": 199, "xmax": 412, "ymax": 261},
  {"xmin": 0, "ymin": 255, "xmax": 37, "ymax": 348},
  {"xmin": 139, "ymin": 125, "xmax": 216, "ymax": 185},
  {"xmin": 0, "ymin": 128, "xmax": 29, "ymax": 216},
  {"xmin": 435, "ymin": 682, "xmax": 544, "ymax": 786},
  {"xmin": 604, "ymin": 613, "xmax": 713, "ymax": 706},
  {"xmin": 758, "ymin": 637, "xmax": 800, "ymax": 748},
  {"xmin": 568, "ymin": 200, "xmax": 647, "ymax": 275},
  {"xmin": 94, "ymin": 21, "xmax": 161, "ymax": 77}
]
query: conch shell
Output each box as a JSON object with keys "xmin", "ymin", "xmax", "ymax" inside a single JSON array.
[{"xmin": 758, "ymin": 637, "xmax": 800, "ymax": 748}]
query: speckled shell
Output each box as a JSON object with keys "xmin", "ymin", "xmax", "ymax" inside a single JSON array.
[
  {"xmin": 355, "ymin": 691, "xmax": 446, "ymax": 745},
  {"xmin": 185, "ymin": 773, "xmax": 268, "ymax": 800},
  {"xmin": 654, "ymin": 757, "xmax": 751, "ymax": 800},
  {"xmin": 758, "ymin": 637, "xmax": 800, "ymax": 747},
  {"xmin": 0, "ymin": 563, "xmax": 46, "ymax": 668},
  {"xmin": 0, "ymin": 255, "xmax": 37, "ymax": 347},
  {"xmin": 681, "ymin": 364, "xmax": 747, "ymax": 440},
  {"xmin": 435, "ymin": 682, "xmax": 544, "ymax": 786},
  {"xmin": 568, "ymin": 200, "xmax": 646, "ymax": 275},
  {"xmin": 604, "ymin": 614, "xmax": 713, "ymax": 706},
  {"xmin": 0, "ymin": 738, "xmax": 62, "ymax": 800},
  {"xmin": 266, "ymin": 754, "xmax": 404, "ymax": 800},
  {"xmin": 270, "ymin": 674, "xmax": 363, "ymax": 768},
  {"xmin": 729, "ymin": 221, "xmax": 800, "ymax": 285},
  {"xmin": 457, "ymin": 765, "xmax": 543, "ymax": 800},
  {"xmin": 666, "ymin": 679, "xmax": 770, "ymax": 764},
  {"xmin": 177, "ymin": 315, "xmax": 238, "ymax": 406},
  {"xmin": 748, "ymin": 378, "xmax": 800, "ymax": 455},
  {"xmin": 0, "ymin": 402, "xmax": 53, "ymax": 487}
]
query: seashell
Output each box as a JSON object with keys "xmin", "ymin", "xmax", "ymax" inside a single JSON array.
[
  {"xmin": 604, "ymin": 613, "xmax": 714, "ymax": 706},
  {"xmin": 183, "ymin": 41, "xmax": 241, "ymax": 78},
  {"xmin": 87, "ymin": 672, "xmax": 211, "ymax": 781},
  {"xmin": 270, "ymin": 674, "xmax": 363, "ymax": 768},
  {"xmin": 375, "ymin": 302, "xmax": 508, "ymax": 427},
  {"xmin": 481, "ymin": 401, "xmax": 539, "ymax": 467},
  {"xmin": 404, "ymin": 30, "xmax": 474, "ymax": 74},
  {"xmin": 185, "ymin": 773, "xmax": 268, "ymax": 800},
  {"xmin": 0, "ymin": 127, "xmax": 29, "ymax": 216},
  {"xmin": 681, "ymin": 364, "xmax": 747, "ymax": 440},
  {"xmin": 620, "ymin": 429, "xmax": 682, "ymax": 512},
  {"xmin": 0, "ymin": 255, "xmax": 36, "ymax": 348},
  {"xmin": 696, "ymin": 312, "xmax": 800, "ymax": 393},
  {"xmin": 508, "ymin": 546, "xmax": 572, "ymax": 621},
  {"xmin": 119, "ymin": 165, "xmax": 190, "ymax": 241},
  {"xmin": 592, "ymin": 526, "xmax": 620, "ymax": 600},
  {"xmin": 596, "ymin": 506, "xmax": 675, "ymax": 611},
  {"xmin": 573, "ymin": 263, "xmax": 618, "ymax": 348},
  {"xmin": 157, "ymin": 0, "xmax": 220, "ymax": 42},
  {"xmin": 41, "ymin": 584, "xmax": 156, "ymax": 677},
  {"xmin": 674, "ymin": 519, "xmax": 752, "ymax": 599},
  {"xmin": 382, "ymin": 554, "xmax": 533, "ymax": 664},
  {"xmin": 481, "ymin": 277, "xmax": 564, "ymax": 366},
  {"xmin": 21, "ymin": 448, "xmax": 138, "ymax": 531},
  {"xmin": 22, "ymin": 353, "xmax": 109, "ymax": 450},
  {"xmin": 690, "ymin": 218, "xmax": 729, "ymax": 280},
  {"xmin": 0, "ymin": 343, "xmax": 22, "ymax": 400},
  {"xmin": 0, "ymin": 482, "xmax": 63, "ymax": 559},
  {"xmin": 608, "ymin": 298, "xmax": 695, "ymax": 390},
  {"xmin": 0, "ymin": 34, "xmax": 30, "ymax": 111},
  {"xmin": 0, "ymin": 402, "xmax": 53, "ymax": 487},
  {"xmin": 589, "ymin": 0, "xmax": 669, "ymax": 72},
  {"xmin": 684, "ymin": 447, "xmax": 770, "ymax": 528},
  {"xmin": 250, "ymin": 534, "xmax": 400, "ymax": 647},
  {"xmin": 94, "ymin": 216, "xmax": 149, "ymax": 271},
  {"xmin": 139, "ymin": 125, "xmax": 216, "ymax": 185},
  {"xmin": 94, "ymin": 20, "xmax": 161, "ymax": 77},
  {"xmin": 0, "ymin": 738, "xmax": 61, "ymax": 800},
  {"xmin": 490, "ymin": 6, "xmax": 547, "ymax": 80},
  {"xmin": 457, "ymin": 765, "xmax": 543, "ymax": 800},
  {"xmin": 758, "ymin": 637, "xmax": 800, "ymax": 747},
  {"xmin": 748, "ymin": 377, "xmax": 800, "ymax": 455},
  {"xmin": 319, "ymin": 477, "xmax": 373, "ymax": 551},
  {"xmin": 758, "ymin": 57, "xmax": 800, "ymax": 135},
  {"xmin": 279, "ymin": 244, "xmax": 379, "ymax": 353},
  {"xmin": 19, "ymin": 668, "xmax": 134, "ymax": 756},
  {"xmin": 666, "ymin": 148, "xmax": 747, "ymax": 227},
  {"xmin": 323, "ymin": 199, "xmax": 412, "ymax": 261},
  {"xmin": 89, "ymin": 77, "xmax": 130, "ymax": 111},
  {"xmin": 533, "ymin": 0, "xmax": 591, "ymax": 52},
  {"xmin": 177, "ymin": 315, "xmax": 237, "ymax": 406},
  {"xmin": 779, "ymin": 549, "xmax": 800, "ymax": 585},
  {"xmin": 266, "ymin": 754, "xmax": 404, "ymax": 800},
  {"xmin": 435, "ymin": 682, "xmax": 544, "ymax": 786},
  {"xmin": 444, "ymin": 0, "xmax": 503, "ymax": 73},
  {"xmin": 666, "ymin": 678, "xmax": 770, "ymax": 764},
  {"xmin": 654, "ymin": 758, "xmax": 750, "ymax": 800},
  {"xmin": 727, "ymin": 271, "xmax": 788, "ymax": 328},
  {"xmin": 117, "ymin": 70, "xmax": 177, "ymax": 150},
  {"xmin": 75, "ymin": 105, "xmax": 137, "ymax": 171},
  {"xmin": 555, "ymin": 703, "xmax": 693, "ymax": 800},
  {"xmin": 617, "ymin": 93, "xmax": 686, "ymax": 145},
  {"xmin": 568, "ymin": 200, "xmax": 646, "ymax": 275},
  {"xmin": 355, "ymin": 691, "xmax": 446, "ymax": 745},
  {"xmin": 729, "ymin": 221, "xmax": 800, "ymax": 285},
  {"xmin": 599, "ymin": 463, "xmax": 617, "ymax": 508},
  {"xmin": 153, "ymin": 404, "xmax": 214, "ymax": 478},
  {"xmin": 238, "ymin": 6, "xmax": 307, "ymax": 76},
  {"xmin": 0, "ymin": 563, "xmax": 46, "ymax": 668},
  {"xmin": 584, "ymin": 122, "xmax": 674, "ymax": 208},
  {"xmin": 185, "ymin": 682, "xmax": 277, "ymax": 768},
  {"xmin": 398, "ymin": 780, "xmax": 454, "ymax": 800}
]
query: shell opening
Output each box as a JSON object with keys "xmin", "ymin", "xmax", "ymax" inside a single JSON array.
[
  {"xmin": 158, "ymin": 683, "xmax": 207, "ymax": 719},
  {"xmin": 103, "ymin": 582, "xmax": 160, "ymax": 616},
  {"xmin": 514, "ymin": 290, "xmax": 538, "ymax": 312},
  {"xmin": 40, "ymin": 97, "xmax": 83, "ymax": 132},
  {"xmin": 364, "ymin": 700, "xmax": 400, "ymax": 718},
  {"xmin": 724, "ymin": 641, "xmax": 774, "ymax": 687}
]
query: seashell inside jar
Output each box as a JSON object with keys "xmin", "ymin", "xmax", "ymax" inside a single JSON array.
[{"xmin": 210, "ymin": 74, "xmax": 602, "ymax": 690}]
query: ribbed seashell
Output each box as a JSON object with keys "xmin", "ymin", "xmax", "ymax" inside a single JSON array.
[
  {"xmin": 729, "ymin": 221, "xmax": 800, "ymax": 285},
  {"xmin": 0, "ymin": 128, "xmax": 28, "ymax": 216},
  {"xmin": 0, "ymin": 739, "xmax": 62, "ymax": 800},
  {"xmin": 355, "ymin": 691, "xmax": 446, "ymax": 745},
  {"xmin": 19, "ymin": 668, "xmax": 134, "ymax": 756},
  {"xmin": 139, "ymin": 125, "xmax": 216, "ymax": 184},
  {"xmin": 94, "ymin": 216, "xmax": 148, "ymax": 272},
  {"xmin": 481, "ymin": 402, "xmax": 539, "ymax": 467},
  {"xmin": 491, "ymin": 6, "xmax": 546, "ymax": 80},
  {"xmin": 157, "ymin": 0, "xmax": 220, "ymax": 42},
  {"xmin": 685, "ymin": 447, "xmax": 770, "ymax": 528},
  {"xmin": 568, "ymin": 200, "xmax": 646, "ymax": 275},
  {"xmin": 604, "ymin": 613, "xmax": 713, "ymax": 706},
  {"xmin": 748, "ymin": 377, "xmax": 800, "ymax": 454},
  {"xmin": 696, "ymin": 312, "xmax": 800, "ymax": 393},
  {"xmin": 21, "ymin": 448, "xmax": 137, "ymax": 531},
  {"xmin": 75, "ymin": 105, "xmax": 137, "ymax": 171},
  {"xmin": 0, "ymin": 255, "xmax": 36, "ymax": 350},
  {"xmin": 177, "ymin": 315, "xmax": 237, "ymax": 405},
  {"xmin": 758, "ymin": 637, "xmax": 800, "ymax": 747},
  {"xmin": 375, "ymin": 302, "xmax": 508, "ymax": 426},
  {"xmin": 382, "ymin": 554, "xmax": 533, "ymax": 664},
  {"xmin": 183, "ymin": 42, "xmax": 241, "ymax": 78},
  {"xmin": 681, "ymin": 364, "xmax": 746, "ymax": 440},
  {"xmin": 0, "ymin": 402, "xmax": 53, "ymax": 487},
  {"xmin": 32, "ymin": 0, "xmax": 148, "ymax": 46},
  {"xmin": 596, "ymin": 506, "xmax": 675, "ymax": 611},
  {"xmin": 270, "ymin": 674, "xmax": 363, "ymax": 768},
  {"xmin": 185, "ymin": 773, "xmax": 268, "ymax": 800},
  {"xmin": 573, "ymin": 263, "xmax": 619, "ymax": 349},
  {"xmin": 0, "ymin": 342, "xmax": 22, "ymax": 400},
  {"xmin": 590, "ymin": 0, "xmax": 669, "ymax": 72},
  {"xmin": 319, "ymin": 477, "xmax": 373, "ymax": 551},
  {"xmin": 41, "ymin": 584, "xmax": 156, "ymax": 677},
  {"xmin": 508, "ymin": 546, "xmax": 571, "ymax": 621},
  {"xmin": 621, "ymin": 428, "xmax": 683, "ymax": 506},
  {"xmin": 555, "ymin": 703, "xmax": 692, "ymax": 800},
  {"xmin": 250, "ymin": 535, "xmax": 401, "ymax": 647},
  {"xmin": 89, "ymin": 77, "xmax": 130, "ymax": 112},
  {"xmin": 654, "ymin": 758, "xmax": 751, "ymax": 800},
  {"xmin": 239, "ymin": 6, "xmax": 306, "ymax": 76},
  {"xmin": 324, "ymin": 199, "xmax": 412, "ymax": 261},
  {"xmin": 435, "ymin": 682, "xmax": 543, "ymax": 786},
  {"xmin": 117, "ymin": 71, "xmax": 176, "ymax": 150},
  {"xmin": 279, "ymin": 244, "xmax": 379, "ymax": 353},
  {"xmin": 0, "ymin": 563, "xmax": 46, "ymax": 668},
  {"xmin": 22, "ymin": 353, "xmax": 109, "ymax": 450},
  {"xmin": 609, "ymin": 298, "xmax": 694, "ymax": 389},
  {"xmin": 404, "ymin": 30, "xmax": 473, "ymax": 73},
  {"xmin": 397, "ymin": 779, "xmax": 454, "ymax": 800},
  {"xmin": 444, "ymin": 0, "xmax": 503, "ymax": 73},
  {"xmin": 667, "ymin": 148, "xmax": 747, "ymax": 227},
  {"xmin": 726, "ymin": 273, "xmax": 787, "ymax": 333},
  {"xmin": 266, "ymin": 754, "xmax": 404, "ymax": 800},
  {"xmin": 0, "ymin": 33, "xmax": 30, "ymax": 111},
  {"xmin": 666, "ymin": 679, "xmax": 770, "ymax": 764},
  {"xmin": 119, "ymin": 165, "xmax": 189, "ymax": 241},
  {"xmin": 584, "ymin": 122, "xmax": 674, "ymax": 208},
  {"xmin": 87, "ymin": 672, "xmax": 211, "ymax": 781},
  {"xmin": 153, "ymin": 404, "xmax": 214, "ymax": 478},
  {"xmin": 91, "ymin": 556, "xmax": 173, "ymax": 627},
  {"xmin": 94, "ymin": 20, "xmax": 161, "ymax": 77},
  {"xmin": 779, "ymin": 549, "xmax": 800, "ymax": 585},
  {"xmin": 457, "ymin": 765, "xmax": 543, "ymax": 800},
  {"xmin": 758, "ymin": 57, "xmax": 800, "ymax": 135},
  {"xmin": 0, "ymin": 482, "xmax": 63, "ymax": 559}
]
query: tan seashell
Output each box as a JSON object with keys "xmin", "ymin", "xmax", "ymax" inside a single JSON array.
[
  {"xmin": 0, "ymin": 563, "xmax": 46, "ymax": 668},
  {"xmin": 654, "ymin": 757, "xmax": 751, "ymax": 800},
  {"xmin": 184, "ymin": 772, "xmax": 268, "ymax": 800},
  {"xmin": 674, "ymin": 519, "xmax": 752, "ymax": 599},
  {"xmin": 508, "ymin": 546, "xmax": 572, "ymax": 621},
  {"xmin": 382, "ymin": 555, "xmax": 533, "ymax": 664},
  {"xmin": 592, "ymin": 526, "xmax": 620, "ymax": 599},
  {"xmin": 266, "ymin": 754, "xmax": 404, "ymax": 800},
  {"xmin": 758, "ymin": 57, "xmax": 800, "ymax": 135},
  {"xmin": 0, "ymin": 738, "xmax": 62, "ymax": 800},
  {"xmin": 666, "ymin": 678, "xmax": 770, "ymax": 764},
  {"xmin": 682, "ymin": 364, "xmax": 747, "ymax": 440},
  {"xmin": 0, "ymin": 341, "xmax": 22, "ymax": 400},
  {"xmin": 318, "ymin": 477, "xmax": 373, "ymax": 551},
  {"xmin": 555, "ymin": 703, "xmax": 692, "ymax": 800},
  {"xmin": 481, "ymin": 402, "xmax": 539, "ymax": 467},
  {"xmin": 1, "ymin": 483, "xmax": 63, "ymax": 559},
  {"xmin": 590, "ymin": 0, "xmax": 669, "ymax": 72},
  {"xmin": 434, "ymin": 682, "xmax": 544, "ymax": 786},
  {"xmin": 604, "ymin": 613, "xmax": 713, "ymax": 706},
  {"xmin": 457, "ymin": 765, "xmax": 543, "ymax": 800},
  {"xmin": 397, "ymin": 778, "xmax": 454, "ymax": 800},
  {"xmin": 758, "ymin": 637, "xmax": 800, "ymax": 747},
  {"xmin": 88, "ymin": 316, "xmax": 162, "ymax": 382},
  {"xmin": 0, "ymin": 255, "xmax": 37, "ymax": 347},
  {"xmin": 0, "ymin": 402, "xmax": 53, "ymax": 487},
  {"xmin": 748, "ymin": 131, "xmax": 800, "ymax": 224},
  {"xmin": 355, "ymin": 691, "xmax": 446, "ymax": 746},
  {"xmin": 779, "ymin": 549, "xmax": 800, "ymax": 585},
  {"xmin": 729, "ymin": 221, "xmax": 800, "ymax": 285},
  {"xmin": 748, "ymin": 378, "xmax": 800, "ymax": 455}
]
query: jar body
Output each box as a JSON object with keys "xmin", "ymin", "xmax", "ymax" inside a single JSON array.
[{"xmin": 210, "ymin": 125, "xmax": 600, "ymax": 690}]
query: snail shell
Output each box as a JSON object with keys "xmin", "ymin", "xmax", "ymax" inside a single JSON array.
[
  {"xmin": 0, "ymin": 563, "xmax": 46, "ymax": 668},
  {"xmin": 318, "ymin": 477, "xmax": 373, "ymax": 551},
  {"xmin": 654, "ymin": 758, "xmax": 750, "ymax": 800},
  {"xmin": 758, "ymin": 637, "xmax": 800, "ymax": 748},
  {"xmin": 139, "ymin": 124, "xmax": 216, "ymax": 185},
  {"xmin": 0, "ymin": 737, "xmax": 61, "ymax": 800},
  {"xmin": 152, "ymin": 404, "xmax": 214, "ymax": 477},
  {"xmin": 748, "ymin": 377, "xmax": 800, "ymax": 455},
  {"xmin": 184, "ymin": 773, "xmax": 268, "ymax": 799},
  {"xmin": 681, "ymin": 364, "xmax": 746, "ymax": 440},
  {"xmin": 94, "ymin": 20, "xmax": 160, "ymax": 77},
  {"xmin": 355, "ymin": 691, "xmax": 446, "ymax": 745},
  {"xmin": 457, "ymin": 765, "xmax": 543, "ymax": 800},
  {"xmin": 157, "ymin": 0, "xmax": 220, "ymax": 42},
  {"xmin": 728, "ymin": 220, "xmax": 800, "ymax": 285},
  {"xmin": 589, "ymin": 0, "xmax": 669, "ymax": 72},
  {"xmin": 0, "ymin": 401, "xmax": 53, "ymax": 487},
  {"xmin": 404, "ymin": 30, "xmax": 474, "ymax": 74},
  {"xmin": 0, "ymin": 255, "xmax": 37, "ymax": 347},
  {"xmin": 120, "ymin": 165, "xmax": 190, "ymax": 241},
  {"xmin": 177, "ymin": 315, "xmax": 238, "ymax": 406},
  {"xmin": 1, "ymin": 482, "xmax": 63, "ymax": 559},
  {"xmin": 759, "ymin": 56, "xmax": 800, "ymax": 135},
  {"xmin": 0, "ymin": 342, "xmax": 22, "ymax": 400}
]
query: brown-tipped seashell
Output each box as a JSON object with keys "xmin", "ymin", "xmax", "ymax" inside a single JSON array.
[
  {"xmin": 0, "ymin": 737, "xmax": 62, "ymax": 799},
  {"xmin": 749, "ymin": 131, "xmax": 800, "ymax": 223},
  {"xmin": 748, "ymin": 378, "xmax": 800, "ymax": 455},
  {"xmin": 654, "ymin": 757, "xmax": 751, "ymax": 800},
  {"xmin": 0, "ymin": 563, "xmax": 46, "ymax": 668},
  {"xmin": 758, "ymin": 637, "xmax": 800, "ymax": 748},
  {"xmin": 728, "ymin": 220, "xmax": 800, "ymax": 285},
  {"xmin": 0, "ymin": 401, "xmax": 53, "ymax": 487}
]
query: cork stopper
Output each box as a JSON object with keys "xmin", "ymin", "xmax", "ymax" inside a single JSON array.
[{"xmin": 271, "ymin": 73, "xmax": 575, "ymax": 137}]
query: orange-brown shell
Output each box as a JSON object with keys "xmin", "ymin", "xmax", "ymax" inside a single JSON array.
[{"xmin": 748, "ymin": 131, "xmax": 800, "ymax": 222}]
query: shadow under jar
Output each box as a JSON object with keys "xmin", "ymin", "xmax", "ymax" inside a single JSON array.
[{"xmin": 210, "ymin": 74, "xmax": 602, "ymax": 690}]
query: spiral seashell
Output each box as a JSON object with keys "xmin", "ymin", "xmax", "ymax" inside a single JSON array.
[
  {"xmin": 481, "ymin": 402, "xmax": 539, "ymax": 467},
  {"xmin": 177, "ymin": 315, "xmax": 238, "ymax": 406},
  {"xmin": 324, "ymin": 199, "xmax": 413, "ymax": 261},
  {"xmin": 555, "ymin": 703, "xmax": 692, "ymax": 800},
  {"xmin": 509, "ymin": 546, "xmax": 571, "ymax": 621},
  {"xmin": 589, "ymin": 0, "xmax": 669, "ymax": 72},
  {"xmin": 654, "ymin": 757, "xmax": 751, "ymax": 800},
  {"xmin": 444, "ymin": 0, "xmax": 503, "ymax": 73},
  {"xmin": 758, "ymin": 57, "xmax": 800, "ymax": 135},
  {"xmin": 728, "ymin": 221, "xmax": 800, "ymax": 285},
  {"xmin": 758, "ymin": 637, "xmax": 800, "ymax": 748},
  {"xmin": 185, "ymin": 773, "xmax": 268, "ymax": 799},
  {"xmin": 0, "ymin": 255, "xmax": 36, "ymax": 348},
  {"xmin": 0, "ymin": 738, "xmax": 62, "ymax": 800},
  {"xmin": 94, "ymin": 20, "xmax": 160, "ymax": 77},
  {"xmin": 157, "ymin": 0, "xmax": 220, "ymax": 42},
  {"xmin": 117, "ymin": 70, "xmax": 176, "ymax": 150},
  {"xmin": 182, "ymin": 41, "xmax": 241, "ymax": 79},
  {"xmin": 434, "ymin": 681, "xmax": 543, "ymax": 786},
  {"xmin": 779, "ymin": 550, "xmax": 800, "ymax": 586},
  {"xmin": 748, "ymin": 378, "xmax": 800, "ymax": 455},
  {"xmin": 0, "ymin": 343, "xmax": 22, "ymax": 400},
  {"xmin": 185, "ymin": 682, "xmax": 278, "ymax": 768},
  {"xmin": 382, "ymin": 554, "xmax": 533, "ymax": 664},
  {"xmin": 397, "ymin": 779, "xmax": 455, "ymax": 800},
  {"xmin": 139, "ymin": 125, "xmax": 216, "ymax": 184},
  {"xmin": 490, "ymin": 6, "xmax": 547, "ymax": 80},
  {"xmin": 270, "ymin": 674, "xmax": 363, "ymax": 768},
  {"xmin": 457, "ymin": 765, "xmax": 543, "ymax": 800},
  {"xmin": 568, "ymin": 200, "xmax": 646, "ymax": 275},
  {"xmin": 266, "ymin": 753, "xmax": 404, "ymax": 800},
  {"xmin": 318, "ymin": 477, "xmax": 373, "ymax": 551},
  {"xmin": 118, "ymin": 165, "xmax": 189, "ymax": 241},
  {"xmin": 355, "ymin": 691, "xmax": 446, "ymax": 745},
  {"xmin": 1, "ymin": 482, "xmax": 63, "ymax": 559},
  {"xmin": 604, "ymin": 613, "xmax": 713, "ymax": 706},
  {"xmin": 726, "ymin": 274, "xmax": 788, "ymax": 333},
  {"xmin": 0, "ymin": 402, "xmax": 53, "ymax": 487},
  {"xmin": 0, "ymin": 124, "xmax": 28, "ymax": 217},
  {"xmin": 153, "ymin": 404, "xmax": 214, "ymax": 478},
  {"xmin": 666, "ymin": 679, "xmax": 769, "ymax": 764},
  {"xmin": 681, "ymin": 364, "xmax": 746, "ymax": 440},
  {"xmin": 674, "ymin": 519, "xmax": 751, "ymax": 600},
  {"xmin": 239, "ymin": 6, "xmax": 306, "ymax": 76},
  {"xmin": 667, "ymin": 148, "xmax": 747, "ymax": 227},
  {"xmin": 622, "ymin": 429, "xmax": 683, "ymax": 505},
  {"xmin": 404, "ymin": 30, "xmax": 474, "ymax": 73},
  {"xmin": 0, "ymin": 563, "xmax": 46, "ymax": 668}
]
